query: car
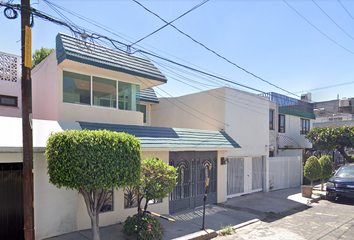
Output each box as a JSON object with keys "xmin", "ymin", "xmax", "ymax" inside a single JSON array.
[{"xmin": 326, "ymin": 164, "xmax": 354, "ymax": 201}]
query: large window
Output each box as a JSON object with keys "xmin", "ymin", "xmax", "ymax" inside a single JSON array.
[
  {"xmin": 93, "ymin": 76, "xmax": 116, "ymax": 108},
  {"xmin": 63, "ymin": 71, "xmax": 91, "ymax": 105},
  {"xmin": 0, "ymin": 95, "xmax": 17, "ymax": 107},
  {"xmin": 300, "ymin": 118, "xmax": 310, "ymax": 135},
  {"xmin": 63, "ymin": 71, "xmax": 140, "ymax": 111},
  {"xmin": 140, "ymin": 104, "xmax": 147, "ymax": 123},
  {"xmin": 100, "ymin": 188, "xmax": 114, "ymax": 213},
  {"xmin": 278, "ymin": 114, "xmax": 285, "ymax": 133},
  {"xmin": 269, "ymin": 109, "xmax": 274, "ymax": 130}
]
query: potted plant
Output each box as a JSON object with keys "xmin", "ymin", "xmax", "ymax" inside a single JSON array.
[{"xmin": 302, "ymin": 156, "xmax": 321, "ymax": 197}]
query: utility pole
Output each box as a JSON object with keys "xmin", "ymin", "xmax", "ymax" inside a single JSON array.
[{"xmin": 21, "ymin": 0, "xmax": 35, "ymax": 239}]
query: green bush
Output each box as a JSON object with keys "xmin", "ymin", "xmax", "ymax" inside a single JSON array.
[
  {"xmin": 304, "ymin": 156, "xmax": 321, "ymax": 186},
  {"xmin": 123, "ymin": 214, "xmax": 165, "ymax": 240},
  {"xmin": 319, "ymin": 155, "xmax": 333, "ymax": 190}
]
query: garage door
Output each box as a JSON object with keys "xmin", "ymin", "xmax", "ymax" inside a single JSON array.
[{"xmin": 169, "ymin": 151, "xmax": 217, "ymax": 214}]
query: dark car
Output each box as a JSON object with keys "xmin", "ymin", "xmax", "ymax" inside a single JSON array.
[{"xmin": 326, "ymin": 164, "xmax": 354, "ymax": 200}]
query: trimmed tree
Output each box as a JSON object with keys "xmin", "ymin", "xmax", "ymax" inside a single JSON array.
[
  {"xmin": 123, "ymin": 157, "xmax": 178, "ymax": 239},
  {"xmin": 45, "ymin": 130, "xmax": 141, "ymax": 240},
  {"xmin": 32, "ymin": 47, "xmax": 55, "ymax": 69},
  {"xmin": 304, "ymin": 156, "xmax": 321, "ymax": 186},
  {"xmin": 318, "ymin": 155, "xmax": 333, "ymax": 191},
  {"xmin": 306, "ymin": 126, "xmax": 354, "ymax": 163}
]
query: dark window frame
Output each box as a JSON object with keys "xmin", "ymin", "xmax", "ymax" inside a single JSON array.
[
  {"xmin": 100, "ymin": 188, "xmax": 114, "ymax": 213},
  {"xmin": 300, "ymin": 118, "xmax": 310, "ymax": 135},
  {"xmin": 0, "ymin": 95, "xmax": 18, "ymax": 107},
  {"xmin": 269, "ymin": 109, "xmax": 274, "ymax": 130},
  {"xmin": 278, "ymin": 114, "xmax": 285, "ymax": 133}
]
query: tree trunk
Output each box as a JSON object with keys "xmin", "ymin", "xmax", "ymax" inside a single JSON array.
[
  {"xmin": 311, "ymin": 180, "xmax": 313, "ymax": 186},
  {"xmin": 91, "ymin": 213, "xmax": 100, "ymax": 240},
  {"xmin": 337, "ymin": 146, "xmax": 354, "ymax": 163},
  {"xmin": 321, "ymin": 179, "xmax": 324, "ymax": 191}
]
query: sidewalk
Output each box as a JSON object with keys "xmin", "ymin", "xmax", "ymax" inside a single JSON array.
[{"xmin": 45, "ymin": 186, "xmax": 323, "ymax": 240}]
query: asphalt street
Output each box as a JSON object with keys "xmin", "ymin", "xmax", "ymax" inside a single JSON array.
[{"xmin": 215, "ymin": 198, "xmax": 354, "ymax": 240}]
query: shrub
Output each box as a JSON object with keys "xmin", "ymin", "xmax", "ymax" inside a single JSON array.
[
  {"xmin": 319, "ymin": 155, "xmax": 333, "ymax": 190},
  {"xmin": 304, "ymin": 156, "xmax": 321, "ymax": 186},
  {"xmin": 123, "ymin": 214, "xmax": 165, "ymax": 240}
]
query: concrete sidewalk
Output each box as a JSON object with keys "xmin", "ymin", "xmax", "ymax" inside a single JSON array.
[{"xmin": 45, "ymin": 186, "xmax": 322, "ymax": 240}]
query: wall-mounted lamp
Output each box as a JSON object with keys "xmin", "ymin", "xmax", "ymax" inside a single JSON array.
[{"xmin": 269, "ymin": 145, "xmax": 275, "ymax": 151}]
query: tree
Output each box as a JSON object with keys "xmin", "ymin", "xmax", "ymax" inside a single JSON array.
[
  {"xmin": 306, "ymin": 126, "xmax": 354, "ymax": 163},
  {"xmin": 45, "ymin": 130, "xmax": 141, "ymax": 240},
  {"xmin": 138, "ymin": 157, "xmax": 178, "ymax": 213},
  {"xmin": 318, "ymin": 155, "xmax": 333, "ymax": 191},
  {"xmin": 32, "ymin": 47, "xmax": 54, "ymax": 69},
  {"xmin": 304, "ymin": 156, "xmax": 321, "ymax": 186}
]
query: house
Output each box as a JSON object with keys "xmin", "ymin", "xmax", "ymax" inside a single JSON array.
[
  {"xmin": 150, "ymin": 87, "xmax": 270, "ymax": 198},
  {"xmin": 0, "ymin": 34, "xmax": 240, "ymax": 240}
]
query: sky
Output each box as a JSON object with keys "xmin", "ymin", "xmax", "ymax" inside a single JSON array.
[{"xmin": 1, "ymin": 0, "xmax": 354, "ymax": 102}]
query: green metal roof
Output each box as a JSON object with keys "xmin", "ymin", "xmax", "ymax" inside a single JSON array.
[
  {"xmin": 79, "ymin": 122, "xmax": 241, "ymax": 149},
  {"xmin": 56, "ymin": 33, "xmax": 167, "ymax": 83},
  {"xmin": 140, "ymin": 88, "xmax": 159, "ymax": 103},
  {"xmin": 279, "ymin": 107, "xmax": 316, "ymax": 119}
]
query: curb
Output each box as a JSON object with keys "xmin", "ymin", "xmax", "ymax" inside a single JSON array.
[
  {"xmin": 216, "ymin": 218, "xmax": 260, "ymax": 234},
  {"xmin": 172, "ymin": 229, "xmax": 217, "ymax": 240}
]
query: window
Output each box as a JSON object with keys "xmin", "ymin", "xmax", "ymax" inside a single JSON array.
[
  {"xmin": 124, "ymin": 187, "xmax": 138, "ymax": 209},
  {"xmin": 140, "ymin": 104, "xmax": 147, "ymax": 123},
  {"xmin": 278, "ymin": 114, "xmax": 285, "ymax": 133},
  {"xmin": 0, "ymin": 95, "xmax": 17, "ymax": 107},
  {"xmin": 63, "ymin": 70, "xmax": 140, "ymax": 111},
  {"xmin": 63, "ymin": 71, "xmax": 90, "ymax": 105},
  {"xmin": 100, "ymin": 188, "xmax": 114, "ymax": 213},
  {"xmin": 93, "ymin": 76, "xmax": 116, "ymax": 108},
  {"xmin": 269, "ymin": 109, "xmax": 274, "ymax": 130},
  {"xmin": 300, "ymin": 118, "xmax": 310, "ymax": 135}
]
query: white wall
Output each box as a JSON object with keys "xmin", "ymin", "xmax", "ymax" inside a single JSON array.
[
  {"xmin": 224, "ymin": 87, "xmax": 269, "ymax": 157},
  {"xmin": 282, "ymin": 114, "xmax": 312, "ymax": 149}
]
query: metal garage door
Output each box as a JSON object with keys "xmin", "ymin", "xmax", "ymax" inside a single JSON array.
[
  {"xmin": 0, "ymin": 163, "xmax": 24, "ymax": 240},
  {"xmin": 169, "ymin": 151, "xmax": 217, "ymax": 214}
]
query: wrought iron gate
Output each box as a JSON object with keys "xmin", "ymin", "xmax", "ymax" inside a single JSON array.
[
  {"xmin": 0, "ymin": 163, "xmax": 24, "ymax": 240},
  {"xmin": 169, "ymin": 151, "xmax": 217, "ymax": 214}
]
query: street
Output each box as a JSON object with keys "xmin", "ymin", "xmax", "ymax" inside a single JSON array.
[{"xmin": 215, "ymin": 198, "xmax": 354, "ymax": 240}]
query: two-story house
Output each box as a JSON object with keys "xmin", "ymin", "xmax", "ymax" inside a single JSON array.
[{"xmin": 0, "ymin": 34, "xmax": 240, "ymax": 240}]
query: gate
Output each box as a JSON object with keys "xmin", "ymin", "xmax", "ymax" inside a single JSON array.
[
  {"xmin": 227, "ymin": 157, "xmax": 263, "ymax": 197},
  {"xmin": 269, "ymin": 156, "xmax": 302, "ymax": 191},
  {"xmin": 169, "ymin": 151, "xmax": 217, "ymax": 214},
  {"xmin": 0, "ymin": 163, "xmax": 24, "ymax": 240}
]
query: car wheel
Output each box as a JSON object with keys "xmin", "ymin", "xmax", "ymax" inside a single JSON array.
[{"xmin": 326, "ymin": 193, "xmax": 336, "ymax": 201}]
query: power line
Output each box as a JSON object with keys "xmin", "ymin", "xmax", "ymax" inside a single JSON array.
[
  {"xmin": 337, "ymin": 0, "xmax": 354, "ymax": 23},
  {"xmin": 132, "ymin": 0, "xmax": 300, "ymax": 98},
  {"xmin": 295, "ymin": 80, "xmax": 354, "ymax": 94},
  {"xmin": 312, "ymin": 0, "xmax": 354, "ymax": 42},
  {"xmin": 130, "ymin": 0, "xmax": 209, "ymax": 47},
  {"xmin": 283, "ymin": 0, "xmax": 354, "ymax": 55}
]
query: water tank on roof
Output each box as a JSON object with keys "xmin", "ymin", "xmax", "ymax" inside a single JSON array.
[
  {"xmin": 340, "ymin": 98, "xmax": 350, "ymax": 107},
  {"xmin": 301, "ymin": 93, "xmax": 312, "ymax": 102}
]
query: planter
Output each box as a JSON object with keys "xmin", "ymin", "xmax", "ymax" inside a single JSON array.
[{"xmin": 301, "ymin": 185, "xmax": 313, "ymax": 198}]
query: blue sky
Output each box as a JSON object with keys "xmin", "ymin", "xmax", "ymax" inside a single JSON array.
[{"xmin": 1, "ymin": 0, "xmax": 354, "ymax": 102}]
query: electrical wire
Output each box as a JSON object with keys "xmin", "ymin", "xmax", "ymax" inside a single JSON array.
[
  {"xmin": 283, "ymin": 0, "xmax": 354, "ymax": 55},
  {"xmin": 312, "ymin": 0, "xmax": 354, "ymax": 42},
  {"xmin": 337, "ymin": 0, "xmax": 354, "ymax": 23},
  {"xmin": 132, "ymin": 0, "xmax": 300, "ymax": 98},
  {"xmin": 130, "ymin": 0, "xmax": 208, "ymax": 47}
]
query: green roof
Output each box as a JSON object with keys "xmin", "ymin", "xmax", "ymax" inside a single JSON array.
[
  {"xmin": 279, "ymin": 107, "xmax": 316, "ymax": 119},
  {"xmin": 56, "ymin": 33, "xmax": 167, "ymax": 83},
  {"xmin": 79, "ymin": 122, "xmax": 241, "ymax": 149}
]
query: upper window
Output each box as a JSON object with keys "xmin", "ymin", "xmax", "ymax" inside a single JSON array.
[
  {"xmin": 300, "ymin": 118, "xmax": 310, "ymax": 135},
  {"xmin": 63, "ymin": 70, "xmax": 140, "ymax": 111},
  {"xmin": 100, "ymin": 188, "xmax": 113, "ymax": 213},
  {"xmin": 63, "ymin": 71, "xmax": 90, "ymax": 105},
  {"xmin": 0, "ymin": 95, "xmax": 17, "ymax": 107},
  {"xmin": 269, "ymin": 109, "xmax": 274, "ymax": 130},
  {"xmin": 278, "ymin": 114, "xmax": 285, "ymax": 133},
  {"xmin": 140, "ymin": 104, "xmax": 147, "ymax": 123}
]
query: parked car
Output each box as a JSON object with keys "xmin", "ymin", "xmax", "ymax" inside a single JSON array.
[{"xmin": 326, "ymin": 164, "xmax": 354, "ymax": 201}]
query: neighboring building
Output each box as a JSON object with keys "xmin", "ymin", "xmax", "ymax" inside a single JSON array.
[
  {"xmin": 313, "ymin": 97, "xmax": 354, "ymax": 127},
  {"xmin": 263, "ymin": 92, "xmax": 314, "ymax": 157},
  {"xmin": 0, "ymin": 51, "xmax": 21, "ymax": 118},
  {"xmin": 0, "ymin": 34, "xmax": 240, "ymax": 240}
]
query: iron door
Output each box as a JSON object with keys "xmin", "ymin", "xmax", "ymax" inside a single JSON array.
[{"xmin": 169, "ymin": 151, "xmax": 217, "ymax": 214}]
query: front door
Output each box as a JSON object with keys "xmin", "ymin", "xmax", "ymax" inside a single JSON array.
[
  {"xmin": 0, "ymin": 163, "xmax": 24, "ymax": 240},
  {"xmin": 169, "ymin": 151, "xmax": 217, "ymax": 214}
]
